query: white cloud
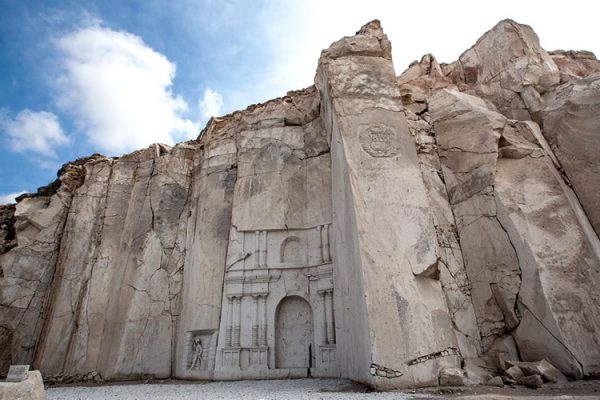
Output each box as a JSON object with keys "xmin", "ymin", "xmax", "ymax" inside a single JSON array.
[
  {"xmin": 0, "ymin": 191, "xmax": 27, "ymax": 205},
  {"xmin": 55, "ymin": 23, "xmax": 200, "ymax": 155},
  {"xmin": 198, "ymin": 89, "xmax": 224, "ymax": 120},
  {"xmin": 0, "ymin": 109, "xmax": 69, "ymax": 157}
]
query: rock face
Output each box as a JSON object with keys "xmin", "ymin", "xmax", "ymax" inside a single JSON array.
[{"xmin": 1, "ymin": 18, "xmax": 600, "ymax": 390}]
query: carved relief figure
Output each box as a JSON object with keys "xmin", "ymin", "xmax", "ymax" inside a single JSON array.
[{"xmin": 190, "ymin": 336, "xmax": 203, "ymax": 370}]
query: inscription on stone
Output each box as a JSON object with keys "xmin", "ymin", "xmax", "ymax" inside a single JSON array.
[
  {"xmin": 6, "ymin": 365, "xmax": 29, "ymax": 382},
  {"xmin": 359, "ymin": 124, "xmax": 400, "ymax": 157}
]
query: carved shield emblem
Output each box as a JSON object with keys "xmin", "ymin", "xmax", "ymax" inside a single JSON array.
[{"xmin": 359, "ymin": 124, "xmax": 399, "ymax": 157}]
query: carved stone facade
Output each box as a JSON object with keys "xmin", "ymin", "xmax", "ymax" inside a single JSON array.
[
  {"xmin": 3, "ymin": 19, "xmax": 600, "ymax": 391},
  {"xmin": 211, "ymin": 225, "xmax": 336, "ymax": 379}
]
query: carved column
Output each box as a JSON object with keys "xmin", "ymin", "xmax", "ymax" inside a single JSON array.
[
  {"xmin": 252, "ymin": 295, "xmax": 259, "ymax": 347},
  {"xmin": 226, "ymin": 296, "xmax": 234, "ymax": 347},
  {"xmin": 321, "ymin": 291, "xmax": 329, "ymax": 344},
  {"xmin": 259, "ymin": 294, "xmax": 268, "ymax": 346},
  {"xmin": 255, "ymin": 230, "xmax": 260, "ymax": 268},
  {"xmin": 324, "ymin": 224, "xmax": 331, "ymax": 263},
  {"xmin": 318, "ymin": 225, "xmax": 324, "ymax": 263},
  {"xmin": 325, "ymin": 289, "xmax": 335, "ymax": 344},
  {"xmin": 233, "ymin": 296, "xmax": 242, "ymax": 347},
  {"xmin": 261, "ymin": 230, "xmax": 268, "ymax": 267}
]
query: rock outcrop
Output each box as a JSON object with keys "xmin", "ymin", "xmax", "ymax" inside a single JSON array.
[{"xmin": 1, "ymin": 18, "xmax": 600, "ymax": 390}]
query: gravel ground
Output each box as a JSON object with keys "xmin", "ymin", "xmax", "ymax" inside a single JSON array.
[
  {"xmin": 47, "ymin": 378, "xmax": 426, "ymax": 400},
  {"xmin": 46, "ymin": 377, "xmax": 600, "ymax": 400}
]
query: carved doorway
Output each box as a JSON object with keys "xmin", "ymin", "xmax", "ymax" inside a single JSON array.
[{"xmin": 275, "ymin": 296, "xmax": 313, "ymax": 369}]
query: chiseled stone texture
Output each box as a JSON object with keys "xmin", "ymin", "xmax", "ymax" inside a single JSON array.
[
  {"xmin": 539, "ymin": 75, "xmax": 600, "ymax": 239},
  {"xmin": 33, "ymin": 144, "xmax": 194, "ymax": 380},
  {"xmin": 2, "ymin": 17, "xmax": 600, "ymax": 391},
  {"xmin": 0, "ymin": 159, "xmax": 92, "ymax": 378},
  {"xmin": 317, "ymin": 20, "xmax": 459, "ymax": 389},
  {"xmin": 429, "ymin": 88, "xmax": 600, "ymax": 378}
]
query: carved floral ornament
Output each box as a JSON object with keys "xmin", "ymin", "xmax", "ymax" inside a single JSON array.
[{"xmin": 359, "ymin": 123, "xmax": 401, "ymax": 157}]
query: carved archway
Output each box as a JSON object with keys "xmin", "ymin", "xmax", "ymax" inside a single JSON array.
[
  {"xmin": 275, "ymin": 296, "xmax": 313, "ymax": 369},
  {"xmin": 280, "ymin": 236, "xmax": 304, "ymax": 265}
]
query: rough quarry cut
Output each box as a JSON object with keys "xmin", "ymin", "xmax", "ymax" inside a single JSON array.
[{"xmin": 1, "ymin": 18, "xmax": 600, "ymax": 391}]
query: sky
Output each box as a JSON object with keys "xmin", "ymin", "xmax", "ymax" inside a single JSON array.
[{"xmin": 0, "ymin": 0, "xmax": 598, "ymax": 204}]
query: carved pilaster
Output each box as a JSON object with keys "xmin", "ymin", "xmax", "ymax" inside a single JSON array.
[
  {"xmin": 226, "ymin": 296, "xmax": 233, "ymax": 347},
  {"xmin": 233, "ymin": 296, "xmax": 242, "ymax": 347},
  {"xmin": 259, "ymin": 294, "xmax": 268, "ymax": 346},
  {"xmin": 318, "ymin": 225, "xmax": 324, "ymax": 264},
  {"xmin": 252, "ymin": 295, "xmax": 259, "ymax": 347},
  {"xmin": 324, "ymin": 224, "xmax": 331, "ymax": 263},
  {"xmin": 261, "ymin": 230, "xmax": 268, "ymax": 267},
  {"xmin": 254, "ymin": 230, "xmax": 260, "ymax": 268},
  {"xmin": 321, "ymin": 291, "xmax": 329, "ymax": 344},
  {"xmin": 325, "ymin": 289, "xmax": 335, "ymax": 344}
]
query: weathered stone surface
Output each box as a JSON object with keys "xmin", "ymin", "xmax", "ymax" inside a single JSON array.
[
  {"xmin": 549, "ymin": 50, "xmax": 600, "ymax": 81},
  {"xmin": 398, "ymin": 54, "xmax": 457, "ymax": 115},
  {"xmin": 317, "ymin": 20, "xmax": 459, "ymax": 389},
  {"xmin": 506, "ymin": 359, "xmax": 568, "ymax": 384},
  {"xmin": 0, "ymin": 160, "xmax": 90, "ymax": 378},
  {"xmin": 30, "ymin": 145, "xmax": 194, "ymax": 380},
  {"xmin": 439, "ymin": 367, "xmax": 465, "ymax": 386},
  {"xmin": 539, "ymin": 75, "xmax": 600, "ymax": 238},
  {"xmin": 409, "ymin": 112, "xmax": 482, "ymax": 359},
  {"xmin": 429, "ymin": 86, "xmax": 600, "ymax": 380},
  {"xmin": 505, "ymin": 365, "xmax": 525, "ymax": 381},
  {"xmin": 445, "ymin": 19, "xmax": 560, "ymax": 120},
  {"xmin": 0, "ymin": 370, "xmax": 46, "ymax": 400},
  {"xmin": 0, "ymin": 205, "xmax": 16, "ymax": 256},
  {"xmin": 1, "ymin": 17, "xmax": 600, "ymax": 391},
  {"xmin": 517, "ymin": 374, "xmax": 544, "ymax": 389}
]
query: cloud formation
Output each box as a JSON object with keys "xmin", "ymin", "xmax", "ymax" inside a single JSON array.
[
  {"xmin": 0, "ymin": 109, "xmax": 69, "ymax": 157},
  {"xmin": 55, "ymin": 24, "xmax": 200, "ymax": 155},
  {"xmin": 0, "ymin": 190, "xmax": 27, "ymax": 205},
  {"xmin": 199, "ymin": 89, "xmax": 224, "ymax": 120}
]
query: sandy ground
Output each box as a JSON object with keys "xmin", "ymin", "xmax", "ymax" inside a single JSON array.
[{"xmin": 46, "ymin": 378, "xmax": 600, "ymax": 400}]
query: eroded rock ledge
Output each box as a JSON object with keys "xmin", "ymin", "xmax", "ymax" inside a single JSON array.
[{"xmin": 1, "ymin": 18, "xmax": 600, "ymax": 391}]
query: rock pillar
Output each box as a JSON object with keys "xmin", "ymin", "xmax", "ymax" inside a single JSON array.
[{"xmin": 315, "ymin": 20, "xmax": 459, "ymax": 389}]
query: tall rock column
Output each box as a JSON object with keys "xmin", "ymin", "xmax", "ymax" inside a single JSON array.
[
  {"xmin": 174, "ymin": 134, "xmax": 237, "ymax": 378},
  {"xmin": 315, "ymin": 21, "xmax": 460, "ymax": 389}
]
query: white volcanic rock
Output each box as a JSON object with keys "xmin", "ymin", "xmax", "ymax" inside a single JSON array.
[
  {"xmin": 429, "ymin": 87, "xmax": 600, "ymax": 379},
  {"xmin": 445, "ymin": 19, "xmax": 560, "ymax": 120},
  {"xmin": 549, "ymin": 50, "xmax": 600, "ymax": 81},
  {"xmin": 2, "ymin": 18, "xmax": 600, "ymax": 391},
  {"xmin": 539, "ymin": 75, "xmax": 600, "ymax": 238},
  {"xmin": 0, "ymin": 370, "xmax": 46, "ymax": 400},
  {"xmin": 317, "ymin": 20, "xmax": 459, "ymax": 389}
]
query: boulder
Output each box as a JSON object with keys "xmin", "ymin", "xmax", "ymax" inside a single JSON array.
[
  {"xmin": 517, "ymin": 374, "xmax": 544, "ymax": 389},
  {"xmin": 439, "ymin": 367, "xmax": 466, "ymax": 386},
  {"xmin": 506, "ymin": 360, "xmax": 568, "ymax": 384},
  {"xmin": 463, "ymin": 358, "xmax": 494, "ymax": 385},
  {"xmin": 486, "ymin": 376, "xmax": 504, "ymax": 387},
  {"xmin": 505, "ymin": 365, "xmax": 524, "ymax": 381}
]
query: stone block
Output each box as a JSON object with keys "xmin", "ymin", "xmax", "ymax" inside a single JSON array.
[{"xmin": 0, "ymin": 370, "xmax": 46, "ymax": 400}]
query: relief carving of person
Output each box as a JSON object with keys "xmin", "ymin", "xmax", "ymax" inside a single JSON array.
[{"xmin": 190, "ymin": 336, "xmax": 203, "ymax": 370}]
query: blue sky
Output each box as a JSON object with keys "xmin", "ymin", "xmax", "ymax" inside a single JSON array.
[{"xmin": 1, "ymin": 0, "xmax": 598, "ymax": 204}]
